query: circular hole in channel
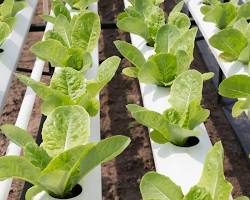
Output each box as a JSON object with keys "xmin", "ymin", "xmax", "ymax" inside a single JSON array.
[
  {"xmin": 182, "ymin": 137, "xmax": 200, "ymax": 147},
  {"xmin": 0, "ymin": 49, "xmax": 4, "ymax": 53},
  {"xmin": 50, "ymin": 184, "xmax": 83, "ymax": 199}
]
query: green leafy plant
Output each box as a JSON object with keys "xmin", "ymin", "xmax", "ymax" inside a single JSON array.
[
  {"xmin": 127, "ymin": 70, "xmax": 212, "ymax": 146},
  {"xmin": 219, "ymin": 74, "xmax": 250, "ymax": 119},
  {"xmin": 33, "ymin": 6, "xmax": 100, "ymax": 71},
  {"xmin": 201, "ymin": 0, "xmax": 250, "ymax": 30},
  {"xmin": 63, "ymin": 0, "xmax": 98, "ymax": 10},
  {"xmin": 114, "ymin": 26, "xmax": 197, "ymax": 86},
  {"xmin": 0, "ymin": 106, "xmax": 131, "ymax": 199},
  {"xmin": 140, "ymin": 141, "xmax": 249, "ymax": 200},
  {"xmin": 116, "ymin": 0, "xmax": 191, "ymax": 46},
  {"xmin": 0, "ymin": 0, "xmax": 26, "ymax": 45},
  {"xmin": 16, "ymin": 56, "xmax": 120, "ymax": 116}
]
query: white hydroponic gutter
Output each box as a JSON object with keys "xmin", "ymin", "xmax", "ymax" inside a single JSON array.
[
  {"xmin": 123, "ymin": 0, "xmax": 212, "ymax": 195},
  {"xmin": 184, "ymin": 0, "xmax": 248, "ymax": 78},
  {"xmin": 0, "ymin": 0, "xmax": 39, "ymax": 114},
  {"xmin": 0, "ymin": 3, "xmax": 101, "ymax": 200}
]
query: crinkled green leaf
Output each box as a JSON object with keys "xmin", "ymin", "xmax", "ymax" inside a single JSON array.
[
  {"xmin": 50, "ymin": 67, "xmax": 86, "ymax": 102},
  {"xmin": 184, "ymin": 186, "xmax": 212, "ymax": 200},
  {"xmin": 53, "ymin": 3, "xmax": 71, "ymax": 21},
  {"xmin": 41, "ymin": 105, "xmax": 90, "ymax": 157},
  {"xmin": 54, "ymin": 14, "xmax": 71, "ymax": 47},
  {"xmin": 71, "ymin": 12, "xmax": 100, "ymax": 52},
  {"xmin": 0, "ymin": 156, "xmax": 40, "ymax": 185},
  {"xmin": 67, "ymin": 48, "xmax": 92, "ymax": 71},
  {"xmin": 0, "ymin": 124, "xmax": 35, "ymax": 147},
  {"xmin": 45, "ymin": 30, "xmax": 68, "ymax": 47},
  {"xmin": 0, "ymin": 0, "xmax": 14, "ymax": 17},
  {"xmin": 140, "ymin": 172, "xmax": 184, "ymax": 200},
  {"xmin": 197, "ymin": 142, "xmax": 233, "ymax": 200},
  {"xmin": 209, "ymin": 28, "xmax": 248, "ymax": 62},
  {"xmin": 24, "ymin": 143, "xmax": 51, "ymax": 170},
  {"xmin": 168, "ymin": 12, "xmax": 191, "ymax": 32}
]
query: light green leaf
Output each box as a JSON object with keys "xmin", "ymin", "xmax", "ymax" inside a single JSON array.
[
  {"xmin": 50, "ymin": 67, "xmax": 86, "ymax": 101},
  {"xmin": 0, "ymin": 124, "xmax": 35, "ymax": 147},
  {"xmin": 114, "ymin": 40, "xmax": 146, "ymax": 69},
  {"xmin": 12, "ymin": 1, "xmax": 26, "ymax": 16},
  {"xmin": 0, "ymin": 156, "xmax": 40, "ymax": 185},
  {"xmin": 45, "ymin": 30, "xmax": 68, "ymax": 47},
  {"xmin": 140, "ymin": 172, "xmax": 184, "ymax": 200},
  {"xmin": 232, "ymin": 96, "xmax": 250, "ymax": 117},
  {"xmin": 169, "ymin": 70, "xmax": 203, "ymax": 113},
  {"xmin": 155, "ymin": 24, "xmax": 181, "ymax": 53},
  {"xmin": 41, "ymin": 15, "xmax": 56, "ymax": 24},
  {"xmin": 168, "ymin": 12, "xmax": 191, "ymax": 32},
  {"xmin": 184, "ymin": 186, "xmax": 212, "ymax": 200},
  {"xmin": 122, "ymin": 67, "xmax": 139, "ymax": 78},
  {"xmin": 53, "ymin": 3, "xmax": 71, "ymax": 21},
  {"xmin": 41, "ymin": 105, "xmax": 90, "ymax": 157},
  {"xmin": 31, "ymin": 39, "xmax": 69, "ymax": 67},
  {"xmin": 150, "ymin": 130, "xmax": 169, "ymax": 144},
  {"xmin": 71, "ymin": 12, "xmax": 100, "ymax": 52},
  {"xmin": 67, "ymin": 49, "xmax": 92, "ymax": 71},
  {"xmin": 237, "ymin": 2, "xmax": 250, "ymax": 21},
  {"xmin": 234, "ymin": 197, "xmax": 250, "ymax": 200},
  {"xmin": 86, "ymin": 56, "xmax": 120, "ymax": 97},
  {"xmin": 197, "ymin": 142, "xmax": 233, "ymax": 200},
  {"xmin": 79, "ymin": 96, "xmax": 100, "ymax": 116},
  {"xmin": 54, "ymin": 14, "xmax": 71, "ymax": 47},
  {"xmin": 25, "ymin": 186, "xmax": 44, "ymax": 200},
  {"xmin": 209, "ymin": 28, "xmax": 248, "ymax": 62},
  {"xmin": 202, "ymin": 72, "xmax": 214, "ymax": 81},
  {"xmin": 170, "ymin": 1, "xmax": 184, "ymax": 13},
  {"xmin": 24, "ymin": 143, "xmax": 51, "ymax": 170},
  {"xmin": 219, "ymin": 75, "xmax": 250, "ymax": 98},
  {"xmin": 0, "ymin": 0, "xmax": 14, "ymax": 17},
  {"xmin": 0, "ymin": 22, "xmax": 11, "ymax": 45},
  {"xmin": 38, "ymin": 144, "xmax": 95, "ymax": 196},
  {"xmin": 79, "ymin": 135, "xmax": 131, "ymax": 179}
]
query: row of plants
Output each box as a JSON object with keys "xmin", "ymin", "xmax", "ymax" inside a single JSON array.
[
  {"xmin": 0, "ymin": 1, "xmax": 131, "ymax": 199},
  {"xmin": 0, "ymin": 0, "xmax": 249, "ymax": 199},
  {"xmin": 0, "ymin": 0, "xmax": 26, "ymax": 47},
  {"xmin": 115, "ymin": 0, "xmax": 249, "ymax": 199},
  {"xmin": 201, "ymin": 0, "xmax": 250, "ymax": 119}
]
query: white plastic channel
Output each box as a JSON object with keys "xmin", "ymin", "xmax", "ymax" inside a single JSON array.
[
  {"xmin": 0, "ymin": 0, "xmax": 39, "ymax": 114},
  {"xmin": 123, "ymin": 0, "xmax": 212, "ymax": 194},
  {"xmin": 184, "ymin": 0, "xmax": 248, "ymax": 78},
  {"xmin": 0, "ymin": 3, "xmax": 101, "ymax": 200}
]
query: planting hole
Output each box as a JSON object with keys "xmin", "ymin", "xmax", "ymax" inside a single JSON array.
[
  {"xmin": 51, "ymin": 184, "xmax": 83, "ymax": 199},
  {"xmin": 0, "ymin": 49, "xmax": 4, "ymax": 53},
  {"xmin": 146, "ymin": 43, "xmax": 154, "ymax": 48},
  {"xmin": 182, "ymin": 137, "xmax": 200, "ymax": 147}
]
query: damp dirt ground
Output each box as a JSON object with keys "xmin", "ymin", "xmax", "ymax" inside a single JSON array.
[{"xmin": 0, "ymin": 0, "xmax": 249, "ymax": 199}]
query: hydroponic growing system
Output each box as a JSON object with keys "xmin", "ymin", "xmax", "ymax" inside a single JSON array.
[{"xmin": 0, "ymin": 0, "xmax": 249, "ymax": 199}]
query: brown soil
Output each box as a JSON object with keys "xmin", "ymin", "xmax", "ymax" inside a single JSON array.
[{"xmin": 0, "ymin": 0, "xmax": 249, "ymax": 199}]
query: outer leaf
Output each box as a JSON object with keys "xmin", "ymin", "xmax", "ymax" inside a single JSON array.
[
  {"xmin": 0, "ymin": 22, "xmax": 11, "ymax": 45},
  {"xmin": 38, "ymin": 144, "xmax": 95, "ymax": 196},
  {"xmin": 237, "ymin": 2, "xmax": 250, "ymax": 20},
  {"xmin": 71, "ymin": 12, "xmax": 100, "ymax": 52},
  {"xmin": 114, "ymin": 40, "xmax": 146, "ymax": 69},
  {"xmin": 122, "ymin": 67, "xmax": 139, "ymax": 78},
  {"xmin": 232, "ymin": 96, "xmax": 250, "ymax": 117},
  {"xmin": 45, "ymin": 30, "xmax": 68, "ymax": 47},
  {"xmin": 197, "ymin": 142, "xmax": 233, "ymax": 200},
  {"xmin": 41, "ymin": 105, "xmax": 90, "ymax": 156},
  {"xmin": 209, "ymin": 28, "xmax": 248, "ymax": 62},
  {"xmin": 0, "ymin": 124, "xmax": 35, "ymax": 147},
  {"xmin": 24, "ymin": 143, "xmax": 51, "ymax": 170},
  {"xmin": 234, "ymin": 197, "xmax": 250, "ymax": 200},
  {"xmin": 170, "ymin": 1, "xmax": 184, "ymax": 13},
  {"xmin": 53, "ymin": 3, "xmax": 71, "ymax": 21},
  {"xmin": 78, "ymin": 136, "xmax": 131, "ymax": 179},
  {"xmin": 0, "ymin": 156, "xmax": 40, "ymax": 185},
  {"xmin": 219, "ymin": 75, "xmax": 250, "ymax": 98},
  {"xmin": 86, "ymin": 56, "xmax": 120, "ymax": 97},
  {"xmin": 117, "ymin": 16, "xmax": 148, "ymax": 41},
  {"xmin": 25, "ymin": 186, "xmax": 44, "ymax": 200},
  {"xmin": 31, "ymin": 39, "xmax": 69, "ymax": 67},
  {"xmin": 168, "ymin": 12, "xmax": 191, "ymax": 32},
  {"xmin": 140, "ymin": 172, "xmax": 184, "ymax": 200},
  {"xmin": 54, "ymin": 14, "xmax": 71, "ymax": 47},
  {"xmin": 0, "ymin": 0, "xmax": 14, "ymax": 17}
]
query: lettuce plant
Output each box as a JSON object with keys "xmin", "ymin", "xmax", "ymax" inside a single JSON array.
[
  {"xmin": 0, "ymin": 106, "xmax": 131, "ymax": 199},
  {"xmin": 32, "ymin": 6, "xmax": 100, "ymax": 71},
  {"xmin": 16, "ymin": 56, "xmax": 120, "ymax": 116},
  {"xmin": 219, "ymin": 74, "xmax": 250, "ymax": 119},
  {"xmin": 209, "ymin": 18, "xmax": 250, "ymax": 65},
  {"xmin": 140, "ymin": 141, "xmax": 249, "ymax": 200},
  {"xmin": 116, "ymin": 0, "xmax": 191, "ymax": 46},
  {"xmin": 114, "ymin": 26, "xmax": 197, "ymax": 86},
  {"xmin": 0, "ymin": 0, "xmax": 26, "ymax": 45},
  {"xmin": 127, "ymin": 70, "xmax": 212, "ymax": 146},
  {"xmin": 62, "ymin": 0, "xmax": 98, "ymax": 10},
  {"xmin": 201, "ymin": 0, "xmax": 250, "ymax": 29}
]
